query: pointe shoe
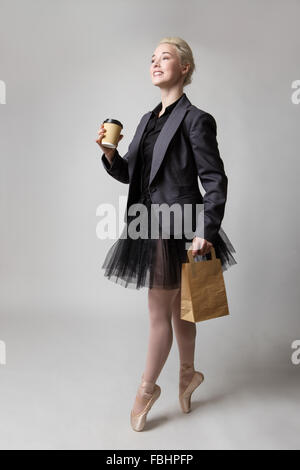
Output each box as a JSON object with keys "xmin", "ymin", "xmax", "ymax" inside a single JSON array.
[
  {"xmin": 179, "ymin": 371, "xmax": 204, "ymax": 413},
  {"xmin": 130, "ymin": 376, "xmax": 161, "ymax": 432}
]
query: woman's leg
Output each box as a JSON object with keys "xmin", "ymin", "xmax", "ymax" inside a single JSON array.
[
  {"xmin": 132, "ymin": 286, "xmax": 179, "ymax": 415},
  {"xmin": 171, "ymin": 287, "xmax": 197, "ymax": 395}
]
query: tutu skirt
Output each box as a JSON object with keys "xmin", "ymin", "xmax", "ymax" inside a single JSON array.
[{"xmin": 101, "ymin": 197, "xmax": 237, "ymax": 290}]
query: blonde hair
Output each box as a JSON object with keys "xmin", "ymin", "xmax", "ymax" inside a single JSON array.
[{"xmin": 157, "ymin": 36, "xmax": 195, "ymax": 87}]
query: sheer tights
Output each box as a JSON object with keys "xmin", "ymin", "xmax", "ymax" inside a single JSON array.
[{"xmin": 132, "ymin": 286, "xmax": 197, "ymax": 415}]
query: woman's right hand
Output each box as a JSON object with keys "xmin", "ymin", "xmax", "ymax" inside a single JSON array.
[{"xmin": 95, "ymin": 124, "xmax": 124, "ymax": 163}]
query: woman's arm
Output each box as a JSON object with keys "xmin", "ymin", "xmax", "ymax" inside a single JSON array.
[
  {"xmin": 97, "ymin": 121, "xmax": 130, "ymax": 184},
  {"xmin": 189, "ymin": 112, "xmax": 228, "ymax": 244},
  {"xmin": 101, "ymin": 147, "xmax": 130, "ymax": 184}
]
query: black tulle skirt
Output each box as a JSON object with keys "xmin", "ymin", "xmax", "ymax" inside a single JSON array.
[{"xmin": 101, "ymin": 198, "xmax": 237, "ymax": 290}]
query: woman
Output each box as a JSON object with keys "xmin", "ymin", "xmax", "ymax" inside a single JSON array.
[{"xmin": 96, "ymin": 37, "xmax": 237, "ymax": 431}]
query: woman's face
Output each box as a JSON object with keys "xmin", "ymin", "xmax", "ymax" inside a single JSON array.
[{"xmin": 150, "ymin": 43, "xmax": 187, "ymax": 89}]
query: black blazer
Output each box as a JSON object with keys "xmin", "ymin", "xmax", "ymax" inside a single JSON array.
[{"xmin": 101, "ymin": 92, "xmax": 228, "ymax": 244}]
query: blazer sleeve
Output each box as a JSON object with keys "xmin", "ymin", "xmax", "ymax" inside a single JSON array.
[
  {"xmin": 101, "ymin": 146, "xmax": 130, "ymax": 184},
  {"xmin": 100, "ymin": 113, "xmax": 146, "ymax": 184},
  {"xmin": 189, "ymin": 112, "xmax": 228, "ymax": 244}
]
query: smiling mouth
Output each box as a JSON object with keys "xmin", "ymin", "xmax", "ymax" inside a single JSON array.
[{"xmin": 153, "ymin": 72, "xmax": 163, "ymax": 76}]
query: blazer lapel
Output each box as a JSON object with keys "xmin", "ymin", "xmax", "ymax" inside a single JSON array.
[
  {"xmin": 127, "ymin": 92, "xmax": 192, "ymax": 184},
  {"xmin": 149, "ymin": 93, "xmax": 191, "ymax": 186}
]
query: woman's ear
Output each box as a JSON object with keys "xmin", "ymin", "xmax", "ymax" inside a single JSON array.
[{"xmin": 182, "ymin": 63, "xmax": 190, "ymax": 76}]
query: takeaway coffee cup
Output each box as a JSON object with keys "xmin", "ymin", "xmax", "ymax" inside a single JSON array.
[{"xmin": 102, "ymin": 118, "xmax": 123, "ymax": 148}]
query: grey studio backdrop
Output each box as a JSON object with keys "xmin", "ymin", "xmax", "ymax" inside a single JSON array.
[{"xmin": 0, "ymin": 0, "xmax": 299, "ymax": 450}]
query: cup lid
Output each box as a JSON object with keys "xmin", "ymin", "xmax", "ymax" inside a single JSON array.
[{"xmin": 103, "ymin": 118, "xmax": 123, "ymax": 129}]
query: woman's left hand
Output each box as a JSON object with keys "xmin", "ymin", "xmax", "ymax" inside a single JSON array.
[{"xmin": 191, "ymin": 236, "xmax": 213, "ymax": 257}]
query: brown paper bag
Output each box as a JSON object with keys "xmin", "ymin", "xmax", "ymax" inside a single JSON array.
[{"xmin": 181, "ymin": 246, "xmax": 230, "ymax": 323}]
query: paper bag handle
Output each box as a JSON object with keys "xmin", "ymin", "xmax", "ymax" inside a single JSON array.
[{"xmin": 187, "ymin": 245, "xmax": 216, "ymax": 264}]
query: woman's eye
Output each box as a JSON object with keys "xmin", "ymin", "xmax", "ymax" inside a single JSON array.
[{"xmin": 151, "ymin": 57, "xmax": 169, "ymax": 63}]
